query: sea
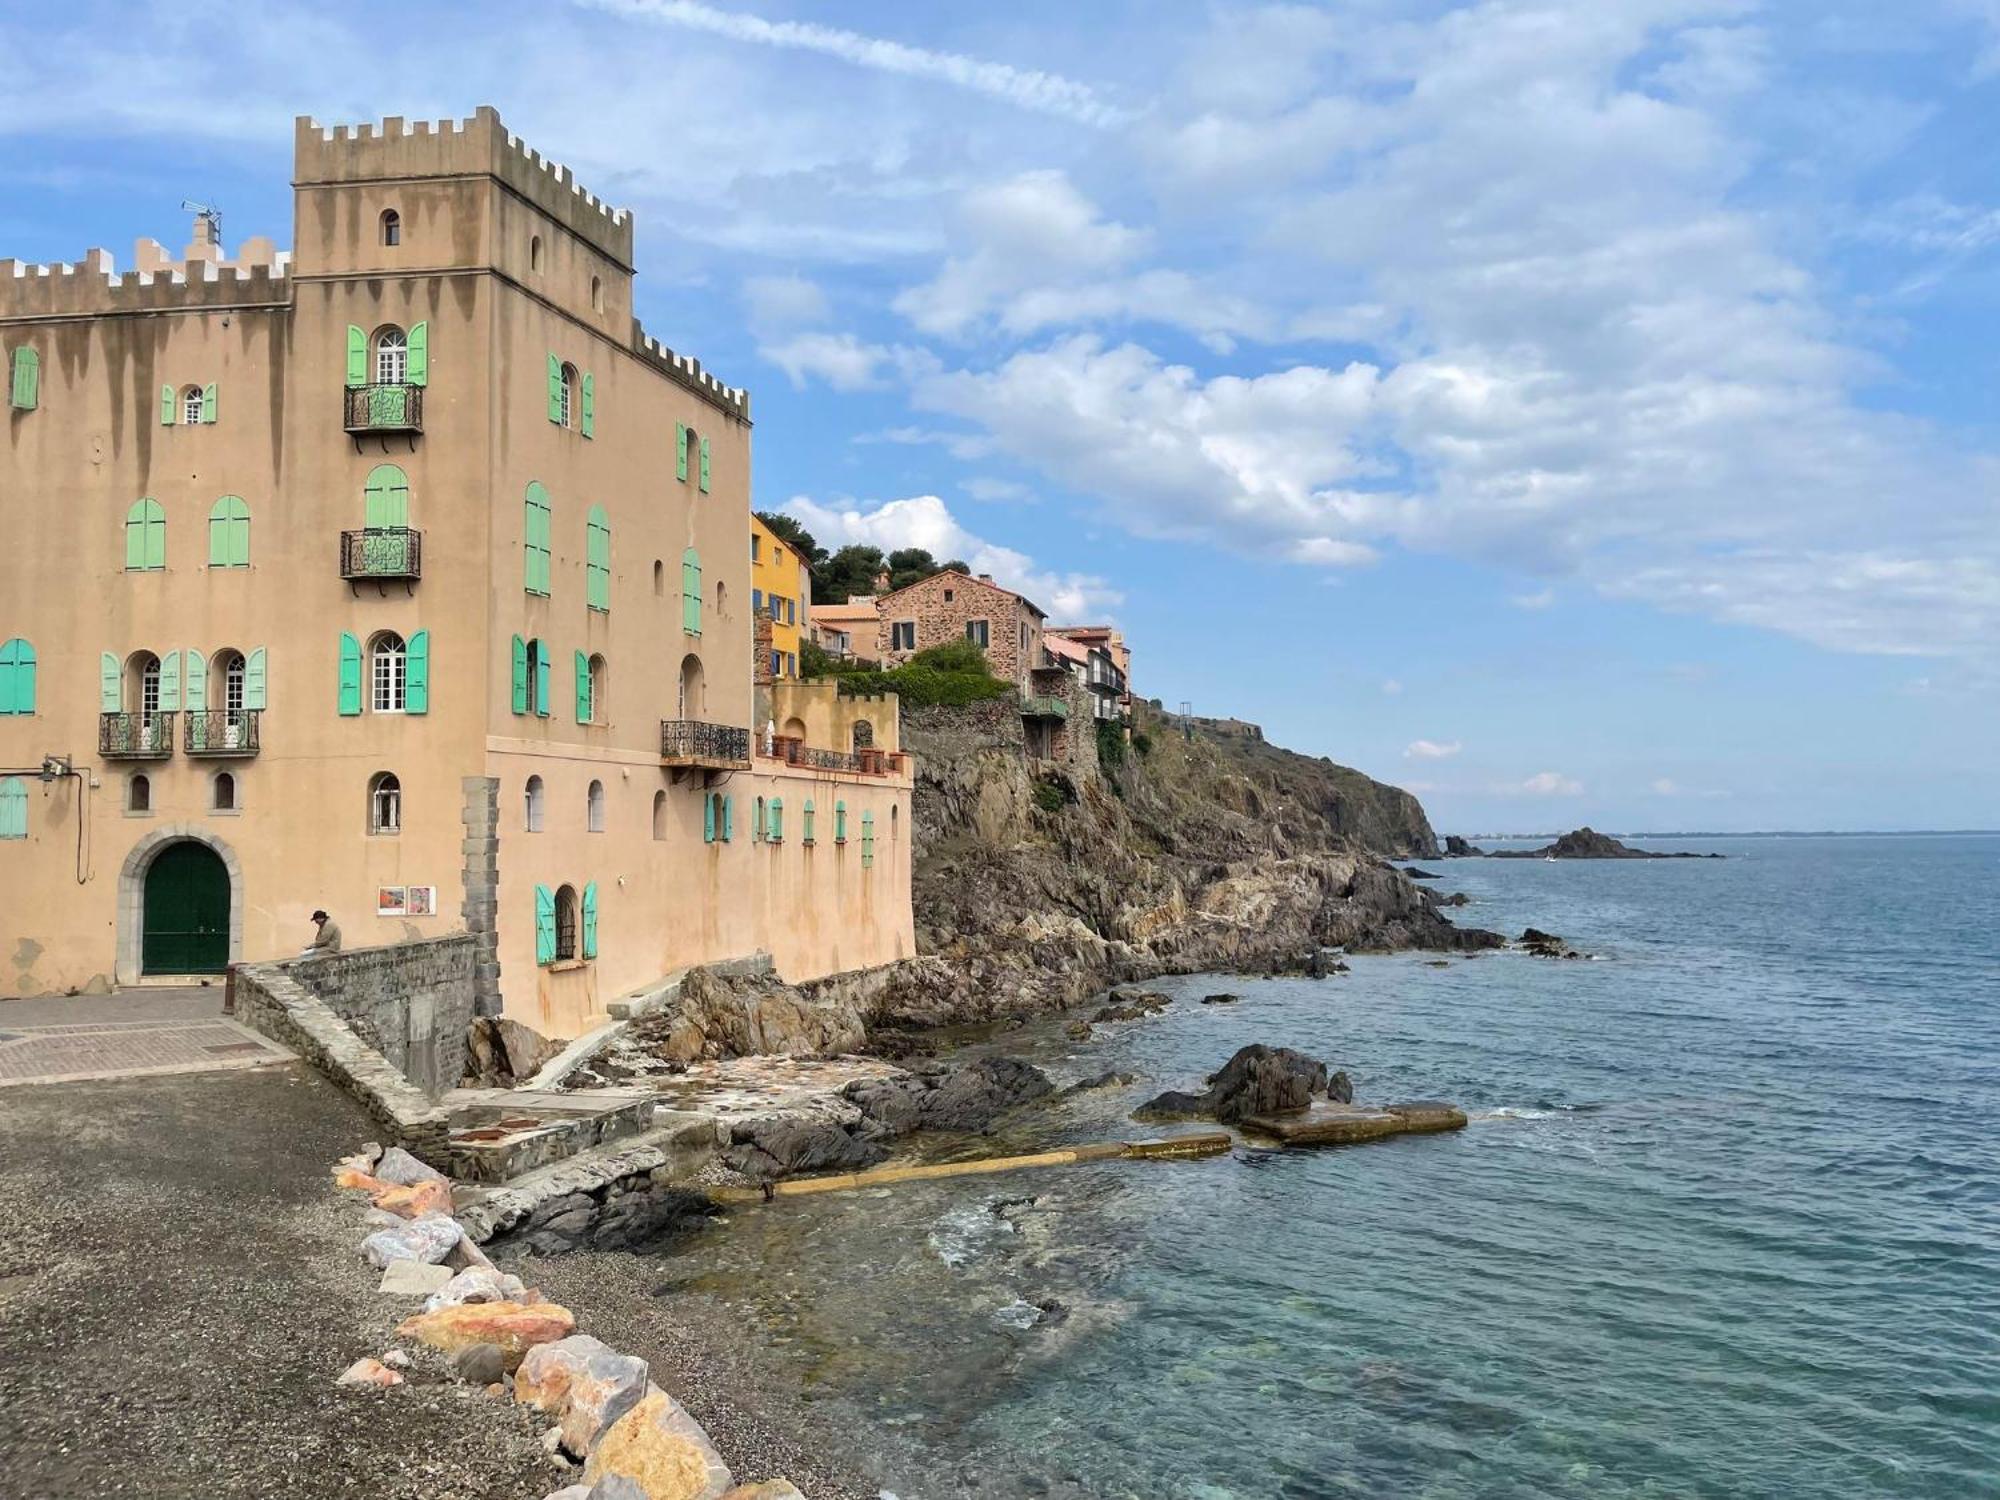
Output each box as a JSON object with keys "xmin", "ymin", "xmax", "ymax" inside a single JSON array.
[{"xmin": 656, "ymin": 834, "xmax": 2000, "ymax": 1499}]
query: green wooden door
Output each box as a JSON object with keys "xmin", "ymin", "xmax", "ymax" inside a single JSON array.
[{"xmin": 142, "ymin": 841, "xmax": 230, "ymax": 974}]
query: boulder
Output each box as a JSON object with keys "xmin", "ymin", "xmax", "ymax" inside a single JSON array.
[
  {"xmin": 373, "ymin": 1146, "xmax": 448, "ymax": 1186},
  {"xmin": 465, "ymin": 1015, "xmax": 568, "ymax": 1087},
  {"xmin": 844, "ymin": 1057, "xmax": 1055, "ymax": 1137},
  {"xmin": 335, "ymin": 1357, "xmax": 403, "ymax": 1388},
  {"xmin": 363, "ymin": 1212, "xmax": 462, "ymax": 1268},
  {"xmin": 396, "ymin": 1299, "xmax": 577, "ymax": 1369},
  {"xmin": 1519, "ymin": 928, "xmax": 1582, "ymax": 959},
  {"xmin": 452, "ymin": 1343, "xmax": 510, "ymax": 1387},
  {"xmin": 722, "ymin": 1115, "xmax": 886, "ymax": 1181},
  {"xmin": 517, "ymin": 1334, "xmax": 650, "ymax": 1456},
  {"xmin": 1444, "ymin": 835, "xmax": 1483, "ymax": 856},
  {"xmin": 1328, "ymin": 1070, "xmax": 1354, "ymax": 1105},
  {"xmin": 1059, "ymin": 1070, "xmax": 1135, "ymax": 1095},
  {"xmin": 1401, "ymin": 866, "xmax": 1440, "ymax": 879},
  {"xmin": 372, "ymin": 1177, "xmax": 454, "ymax": 1219},
  {"xmin": 423, "ymin": 1265, "xmax": 528, "ymax": 1312},
  {"xmin": 1092, "ymin": 988, "xmax": 1171, "ymax": 1023},
  {"xmin": 1133, "ymin": 1044, "xmax": 1334, "ymax": 1124},
  {"xmin": 378, "ymin": 1260, "xmax": 456, "ymax": 1297},
  {"xmin": 516, "ymin": 1333, "xmax": 612, "ymax": 1412},
  {"xmin": 1200, "ymin": 993, "xmax": 1240, "ymax": 1005},
  {"xmin": 720, "ymin": 1485, "xmax": 808, "ymax": 1500},
  {"xmin": 584, "ymin": 1388, "xmax": 734, "ymax": 1500}
]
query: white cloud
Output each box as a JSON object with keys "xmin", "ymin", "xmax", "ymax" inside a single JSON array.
[
  {"xmin": 1509, "ymin": 588, "xmax": 1557, "ymax": 610},
  {"xmin": 783, "ymin": 494, "xmax": 1121, "ymax": 619},
  {"xmin": 1519, "ymin": 772, "xmax": 1585, "ymax": 797},
  {"xmin": 1404, "ymin": 739, "xmax": 1464, "ymax": 760},
  {"xmin": 759, "ymin": 332, "xmax": 896, "ymax": 392},
  {"xmin": 742, "ymin": 274, "xmax": 830, "ymax": 332},
  {"xmin": 579, "ymin": 0, "xmax": 1130, "ymax": 126},
  {"xmin": 962, "ymin": 477, "xmax": 1033, "ymax": 503}
]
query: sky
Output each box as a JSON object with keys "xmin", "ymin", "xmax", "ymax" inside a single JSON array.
[{"xmin": 4, "ymin": 0, "xmax": 1997, "ymax": 833}]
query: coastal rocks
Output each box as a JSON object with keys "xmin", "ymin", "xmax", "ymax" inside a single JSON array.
[
  {"xmin": 845, "ymin": 1057, "xmax": 1056, "ymax": 1137},
  {"xmin": 464, "ymin": 1015, "xmax": 566, "ymax": 1088},
  {"xmin": 452, "ymin": 1342, "xmax": 511, "ymax": 1386},
  {"xmin": 1487, "ymin": 827, "xmax": 1723, "ymax": 859},
  {"xmin": 720, "ymin": 1484, "xmax": 807, "ymax": 1500},
  {"xmin": 1520, "ymin": 928, "xmax": 1585, "ymax": 959},
  {"xmin": 1091, "ymin": 988, "xmax": 1171, "ymax": 1023},
  {"xmin": 362, "ymin": 1212, "xmax": 462, "ymax": 1267},
  {"xmin": 395, "ymin": 1299, "xmax": 578, "ymax": 1369},
  {"xmin": 1200, "ymin": 992, "xmax": 1241, "ymax": 1004},
  {"xmin": 378, "ymin": 1260, "xmax": 456, "ymax": 1297},
  {"xmin": 1426, "ymin": 890, "xmax": 1472, "ymax": 907},
  {"xmin": 583, "ymin": 1387, "xmax": 734, "ymax": 1500},
  {"xmin": 723, "ymin": 1115, "xmax": 886, "ymax": 1180},
  {"xmin": 423, "ymin": 1265, "xmax": 528, "ymax": 1312},
  {"xmin": 508, "ymin": 1182, "xmax": 723, "ymax": 1257},
  {"xmin": 372, "ymin": 1177, "xmax": 455, "ymax": 1219},
  {"xmin": 1401, "ymin": 866, "xmax": 1440, "ymax": 879},
  {"xmin": 1444, "ymin": 835, "xmax": 1483, "ymax": 856},
  {"xmin": 649, "ymin": 967, "xmax": 868, "ymax": 1065},
  {"xmin": 515, "ymin": 1335, "xmax": 651, "ymax": 1457},
  {"xmin": 1133, "ymin": 1044, "xmax": 1332, "ymax": 1125},
  {"xmin": 335, "ymin": 1356, "xmax": 404, "ymax": 1388},
  {"xmin": 1060, "ymin": 1070, "xmax": 1136, "ymax": 1095},
  {"xmin": 374, "ymin": 1145, "xmax": 449, "ymax": 1186}
]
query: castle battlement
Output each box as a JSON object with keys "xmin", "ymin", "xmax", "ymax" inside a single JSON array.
[
  {"xmin": 0, "ymin": 243, "xmax": 292, "ymax": 322},
  {"xmin": 294, "ymin": 107, "xmax": 635, "ymax": 268},
  {"xmin": 633, "ymin": 325, "xmax": 752, "ymax": 422}
]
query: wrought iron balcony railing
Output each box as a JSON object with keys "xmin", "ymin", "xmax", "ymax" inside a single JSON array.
[
  {"xmin": 184, "ymin": 709, "xmax": 261, "ymax": 757},
  {"xmin": 340, "ymin": 527, "xmax": 422, "ymax": 581},
  {"xmin": 100, "ymin": 712, "xmax": 175, "ymax": 759},
  {"xmin": 344, "ymin": 383, "xmax": 423, "ymax": 435},
  {"xmin": 660, "ymin": 719, "xmax": 751, "ymax": 767}
]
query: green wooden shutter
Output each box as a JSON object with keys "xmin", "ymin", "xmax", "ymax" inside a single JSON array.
[
  {"xmin": 547, "ymin": 354, "xmax": 563, "ymax": 424},
  {"xmin": 699, "ymin": 436, "xmax": 711, "ymax": 493},
  {"xmin": 126, "ymin": 499, "xmax": 165, "ymax": 571},
  {"xmin": 160, "ymin": 384, "xmax": 175, "ymax": 426},
  {"xmin": 406, "ymin": 322, "xmax": 428, "ymax": 387},
  {"xmin": 682, "ymin": 548, "xmax": 701, "ymax": 635},
  {"xmin": 158, "ymin": 650, "xmax": 181, "ymax": 711},
  {"xmin": 524, "ymin": 483, "xmax": 551, "ymax": 595},
  {"xmin": 803, "ymin": 800, "xmax": 815, "ymax": 844},
  {"xmin": 722, "ymin": 794, "xmax": 734, "ymax": 842},
  {"xmin": 511, "ymin": 635, "xmax": 528, "ymax": 714},
  {"xmin": 704, "ymin": 793, "xmax": 716, "ymax": 844},
  {"xmin": 581, "ymin": 881, "xmax": 598, "ymax": 959},
  {"xmin": 580, "ymin": 372, "xmax": 594, "ymax": 438},
  {"xmin": 201, "ymin": 383, "xmax": 217, "ymax": 424},
  {"xmin": 244, "ymin": 647, "xmax": 267, "ymax": 709},
  {"xmin": 770, "ymin": 798, "xmax": 783, "ymax": 843},
  {"xmin": 365, "ymin": 465, "xmax": 409, "ymax": 528},
  {"xmin": 405, "ymin": 630, "xmax": 429, "ymax": 714},
  {"xmin": 208, "ymin": 496, "xmax": 249, "ymax": 567},
  {"xmin": 0, "ymin": 779, "xmax": 25, "ymax": 840},
  {"xmin": 574, "ymin": 649, "xmax": 590, "ymax": 723},
  {"xmin": 0, "ymin": 640, "xmax": 32, "ymax": 716},
  {"xmin": 346, "ymin": 325, "xmax": 367, "ymax": 387},
  {"xmin": 862, "ymin": 810, "xmax": 876, "ymax": 868},
  {"xmin": 337, "ymin": 632, "xmax": 362, "ymax": 716},
  {"xmin": 836, "ymin": 800, "xmax": 847, "ymax": 844},
  {"xmin": 676, "ymin": 423, "xmax": 688, "ymax": 481},
  {"xmin": 534, "ymin": 643, "xmax": 550, "ymax": 717},
  {"xmin": 100, "ymin": 653, "xmax": 122, "ymax": 713},
  {"xmin": 587, "ymin": 505, "xmax": 610, "ymax": 611},
  {"xmin": 10, "ymin": 347, "xmax": 38, "ymax": 410},
  {"xmin": 183, "ymin": 649, "xmax": 207, "ymax": 713},
  {"xmin": 535, "ymin": 884, "xmax": 556, "ymax": 965}
]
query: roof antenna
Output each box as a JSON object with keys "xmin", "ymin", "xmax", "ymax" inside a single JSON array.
[{"xmin": 180, "ymin": 199, "xmax": 222, "ymax": 248}]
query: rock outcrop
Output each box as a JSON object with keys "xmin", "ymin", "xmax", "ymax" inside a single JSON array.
[
  {"xmin": 1481, "ymin": 827, "xmax": 1722, "ymax": 859},
  {"xmin": 1133, "ymin": 1044, "xmax": 1353, "ymax": 1125}
]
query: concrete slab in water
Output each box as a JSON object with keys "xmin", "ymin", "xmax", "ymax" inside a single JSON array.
[{"xmin": 1241, "ymin": 1100, "xmax": 1467, "ymax": 1145}]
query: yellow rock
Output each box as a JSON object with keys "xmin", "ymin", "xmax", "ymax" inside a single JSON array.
[
  {"xmin": 721, "ymin": 1484, "xmax": 807, "ymax": 1499},
  {"xmin": 371, "ymin": 1178, "xmax": 454, "ymax": 1219},
  {"xmin": 395, "ymin": 1300, "xmax": 576, "ymax": 1368},
  {"xmin": 585, "ymin": 1388, "xmax": 734, "ymax": 1500}
]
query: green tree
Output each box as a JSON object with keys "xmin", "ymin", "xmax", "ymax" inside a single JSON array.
[{"xmin": 818, "ymin": 544, "xmax": 888, "ymax": 603}]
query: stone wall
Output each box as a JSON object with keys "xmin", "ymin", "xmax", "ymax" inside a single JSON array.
[{"xmin": 281, "ymin": 935, "xmax": 479, "ymax": 1096}]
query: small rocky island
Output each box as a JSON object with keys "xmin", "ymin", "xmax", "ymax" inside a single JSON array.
[
  {"xmin": 1447, "ymin": 827, "xmax": 1722, "ymax": 859},
  {"xmin": 1134, "ymin": 1044, "xmax": 1467, "ymax": 1145}
]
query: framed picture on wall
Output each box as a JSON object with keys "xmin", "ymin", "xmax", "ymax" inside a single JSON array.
[
  {"xmin": 375, "ymin": 886, "xmax": 408, "ymax": 917},
  {"xmin": 405, "ymin": 885, "xmax": 437, "ymax": 917}
]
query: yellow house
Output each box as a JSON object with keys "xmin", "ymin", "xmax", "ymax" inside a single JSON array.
[{"xmin": 750, "ymin": 515, "xmax": 806, "ymax": 678}]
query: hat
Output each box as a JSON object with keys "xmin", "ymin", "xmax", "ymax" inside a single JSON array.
[{"xmin": 311, "ymin": 909, "xmax": 329, "ymax": 922}]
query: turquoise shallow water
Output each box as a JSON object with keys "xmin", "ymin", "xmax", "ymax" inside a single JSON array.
[{"xmin": 664, "ymin": 835, "xmax": 2000, "ymax": 1499}]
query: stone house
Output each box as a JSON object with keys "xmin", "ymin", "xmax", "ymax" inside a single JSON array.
[{"xmin": 874, "ymin": 572, "xmax": 1046, "ymax": 692}]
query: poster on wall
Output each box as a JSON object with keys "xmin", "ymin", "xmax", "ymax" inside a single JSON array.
[{"xmin": 375, "ymin": 885, "xmax": 437, "ymax": 918}]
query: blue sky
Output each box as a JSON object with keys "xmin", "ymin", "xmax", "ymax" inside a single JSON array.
[{"xmin": 5, "ymin": 0, "xmax": 1997, "ymax": 833}]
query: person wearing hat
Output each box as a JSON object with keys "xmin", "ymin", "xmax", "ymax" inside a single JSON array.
[{"xmin": 307, "ymin": 908, "xmax": 343, "ymax": 955}]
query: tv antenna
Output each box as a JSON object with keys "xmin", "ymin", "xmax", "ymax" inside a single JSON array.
[{"xmin": 180, "ymin": 199, "xmax": 222, "ymax": 244}]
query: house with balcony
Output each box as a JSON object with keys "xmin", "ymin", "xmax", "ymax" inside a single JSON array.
[
  {"xmin": 1048, "ymin": 625, "xmax": 1132, "ymax": 718},
  {"xmin": 0, "ymin": 108, "xmax": 913, "ymax": 1036}
]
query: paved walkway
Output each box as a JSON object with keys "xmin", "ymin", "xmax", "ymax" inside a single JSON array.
[{"xmin": 0, "ymin": 988, "xmax": 291, "ymax": 1087}]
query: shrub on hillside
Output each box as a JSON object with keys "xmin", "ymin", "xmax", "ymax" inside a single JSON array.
[{"xmin": 833, "ymin": 638, "xmax": 1014, "ymax": 708}]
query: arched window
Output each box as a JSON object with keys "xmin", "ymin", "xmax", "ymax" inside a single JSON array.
[
  {"xmin": 215, "ymin": 651, "xmax": 248, "ymax": 744},
  {"xmin": 374, "ymin": 326, "xmax": 408, "ymax": 385},
  {"xmin": 125, "ymin": 498, "xmax": 166, "ymax": 571},
  {"xmin": 127, "ymin": 773, "xmax": 151, "ymax": 813},
  {"xmin": 212, "ymin": 771, "xmax": 237, "ymax": 812},
  {"xmin": 0, "ymin": 777, "xmax": 27, "ymax": 839},
  {"xmin": 590, "ymin": 275, "xmax": 603, "ymax": 312},
  {"xmin": 586, "ymin": 504, "xmax": 611, "ymax": 610},
  {"xmin": 530, "ymin": 235, "xmax": 544, "ymax": 273},
  {"xmin": 559, "ymin": 363, "xmax": 578, "ymax": 429},
  {"xmin": 523, "ymin": 482, "xmax": 552, "ymax": 595},
  {"xmin": 207, "ymin": 496, "xmax": 250, "ymax": 568},
  {"xmin": 524, "ymin": 775, "xmax": 545, "ymax": 833},
  {"xmin": 513, "ymin": 636, "xmax": 551, "ymax": 717},
  {"xmin": 553, "ymin": 883, "xmax": 579, "ymax": 961},
  {"xmin": 588, "ymin": 654, "xmax": 607, "ymax": 723},
  {"xmin": 587, "ymin": 779, "xmax": 606, "ymax": 833},
  {"xmin": 852, "ymin": 719, "xmax": 874, "ymax": 751},
  {"xmin": 380, "ymin": 208, "xmax": 401, "ymax": 247},
  {"xmin": 364, "ymin": 464, "xmax": 410, "ymax": 529},
  {"xmin": 369, "ymin": 772, "xmax": 401, "ymax": 835},
  {"xmin": 182, "ymin": 385, "xmax": 204, "ymax": 426},
  {"xmin": 652, "ymin": 789, "xmax": 668, "ymax": 840},
  {"xmin": 369, "ymin": 632, "xmax": 407, "ymax": 712},
  {"xmin": 677, "ymin": 653, "xmax": 704, "ymax": 718},
  {"xmin": 133, "ymin": 653, "xmax": 162, "ymax": 725},
  {"xmin": 0, "ymin": 638, "xmax": 35, "ymax": 716}
]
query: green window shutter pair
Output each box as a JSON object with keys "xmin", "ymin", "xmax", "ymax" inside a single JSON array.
[
  {"xmin": 681, "ymin": 548, "xmax": 702, "ymax": 635},
  {"xmin": 699, "ymin": 436, "xmax": 711, "ymax": 493},
  {"xmin": 676, "ymin": 423, "xmax": 689, "ymax": 482},
  {"xmin": 100, "ymin": 653, "xmax": 122, "ymax": 712},
  {"xmin": 704, "ymin": 793, "xmax": 717, "ymax": 844},
  {"xmin": 574, "ymin": 650, "xmax": 591, "ymax": 723},
  {"xmin": 405, "ymin": 630, "xmax": 430, "ymax": 714},
  {"xmin": 207, "ymin": 496, "xmax": 250, "ymax": 567},
  {"xmin": 586, "ymin": 505, "xmax": 611, "ymax": 611},
  {"xmin": 524, "ymin": 483, "xmax": 552, "ymax": 595},
  {"xmin": 802, "ymin": 800, "xmax": 815, "ymax": 844},
  {"xmin": 769, "ymin": 798, "xmax": 784, "ymax": 843},
  {"xmin": 512, "ymin": 638, "xmax": 549, "ymax": 716},
  {"xmin": 9, "ymin": 347, "xmax": 39, "ymax": 410},
  {"xmin": 862, "ymin": 811, "xmax": 876, "ymax": 868},
  {"xmin": 547, "ymin": 355, "xmax": 564, "ymax": 424},
  {"xmin": 535, "ymin": 884, "xmax": 556, "ymax": 964},
  {"xmin": 125, "ymin": 499, "xmax": 166, "ymax": 571},
  {"xmin": 365, "ymin": 465, "xmax": 410, "ymax": 528},
  {"xmin": 581, "ymin": 881, "xmax": 598, "ymax": 959},
  {"xmin": 0, "ymin": 639, "xmax": 36, "ymax": 716},
  {"xmin": 346, "ymin": 326, "xmax": 368, "ymax": 388},
  {"xmin": 184, "ymin": 649, "xmax": 207, "ymax": 712},
  {"xmin": 835, "ymin": 800, "xmax": 847, "ymax": 844},
  {"xmin": 580, "ymin": 373, "xmax": 595, "ymax": 438},
  {"xmin": 337, "ymin": 633, "xmax": 362, "ymax": 715},
  {"xmin": 244, "ymin": 647, "xmax": 267, "ymax": 709},
  {"xmin": 0, "ymin": 778, "xmax": 26, "ymax": 839},
  {"xmin": 405, "ymin": 323, "xmax": 428, "ymax": 387},
  {"xmin": 511, "ymin": 635, "xmax": 529, "ymax": 714}
]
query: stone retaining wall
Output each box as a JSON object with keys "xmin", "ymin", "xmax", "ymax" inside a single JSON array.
[{"xmin": 282, "ymin": 935, "xmax": 479, "ymax": 1096}]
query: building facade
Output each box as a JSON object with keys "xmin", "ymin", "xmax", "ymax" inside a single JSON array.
[
  {"xmin": 749, "ymin": 514, "xmax": 805, "ymax": 679},
  {"xmin": 0, "ymin": 109, "xmax": 912, "ymax": 1035},
  {"xmin": 1048, "ymin": 626, "xmax": 1132, "ymax": 716},
  {"xmin": 874, "ymin": 572, "xmax": 1046, "ymax": 691},
  {"xmin": 808, "ymin": 598, "xmax": 879, "ymax": 661}
]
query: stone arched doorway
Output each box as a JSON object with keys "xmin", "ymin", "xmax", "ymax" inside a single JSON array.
[{"xmin": 118, "ymin": 826, "xmax": 244, "ymax": 983}]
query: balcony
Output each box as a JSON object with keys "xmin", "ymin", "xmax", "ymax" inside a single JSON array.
[
  {"xmin": 340, "ymin": 527, "xmax": 423, "ymax": 583},
  {"xmin": 100, "ymin": 712, "xmax": 175, "ymax": 759},
  {"xmin": 184, "ymin": 709, "xmax": 261, "ymax": 758},
  {"xmin": 1021, "ymin": 695, "xmax": 1070, "ymax": 720},
  {"xmin": 344, "ymin": 384, "xmax": 423, "ymax": 437},
  {"xmin": 759, "ymin": 738, "xmax": 909, "ymax": 778},
  {"xmin": 660, "ymin": 720, "xmax": 751, "ymax": 780}
]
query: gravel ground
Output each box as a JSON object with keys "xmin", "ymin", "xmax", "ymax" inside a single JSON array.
[{"xmin": 0, "ymin": 1063, "xmax": 558, "ymax": 1500}]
